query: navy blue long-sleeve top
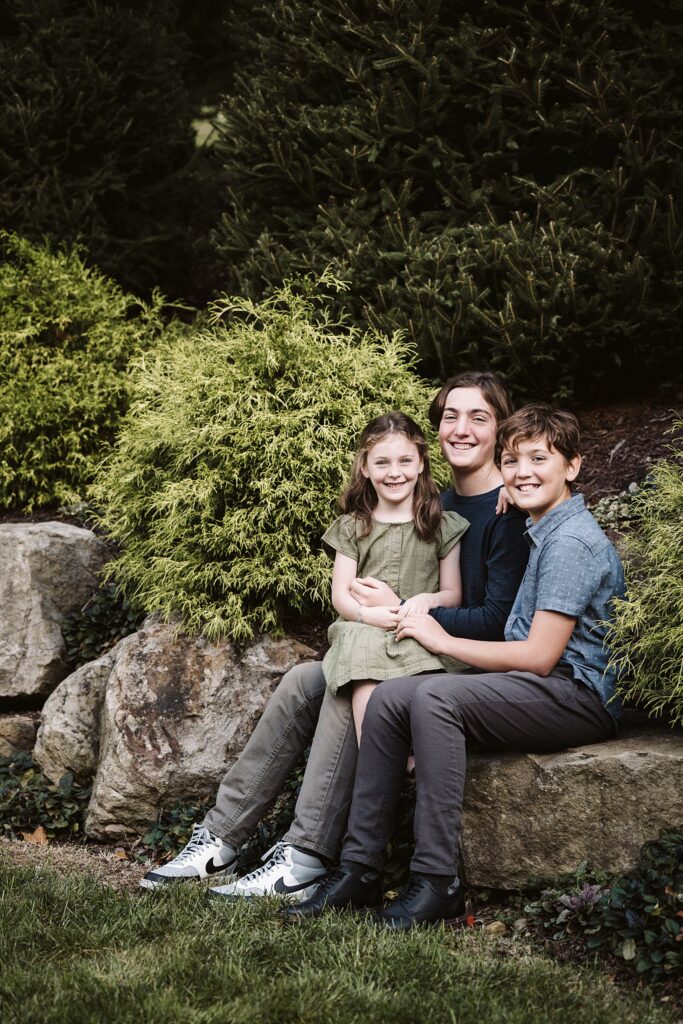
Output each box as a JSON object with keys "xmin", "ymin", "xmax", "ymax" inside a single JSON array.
[{"xmin": 430, "ymin": 486, "xmax": 529, "ymax": 641}]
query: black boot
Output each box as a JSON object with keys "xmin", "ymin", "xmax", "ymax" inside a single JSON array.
[
  {"xmin": 281, "ymin": 865, "xmax": 383, "ymax": 921},
  {"xmin": 377, "ymin": 875, "xmax": 466, "ymax": 930}
]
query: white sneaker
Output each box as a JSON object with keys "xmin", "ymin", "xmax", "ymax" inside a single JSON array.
[
  {"xmin": 139, "ymin": 824, "xmax": 237, "ymax": 889},
  {"xmin": 209, "ymin": 841, "xmax": 326, "ymax": 901}
]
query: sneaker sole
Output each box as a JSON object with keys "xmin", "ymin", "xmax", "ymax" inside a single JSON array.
[
  {"xmin": 139, "ymin": 867, "xmax": 237, "ymax": 891},
  {"xmin": 208, "ymin": 878, "xmax": 324, "ymax": 903}
]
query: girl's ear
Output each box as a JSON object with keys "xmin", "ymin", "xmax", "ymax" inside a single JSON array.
[
  {"xmin": 360, "ymin": 456, "xmax": 370, "ymax": 479},
  {"xmin": 418, "ymin": 457, "xmax": 424, "ymax": 474}
]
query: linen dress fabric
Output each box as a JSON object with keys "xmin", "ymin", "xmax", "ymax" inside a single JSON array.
[{"xmin": 321, "ymin": 511, "xmax": 469, "ymax": 693}]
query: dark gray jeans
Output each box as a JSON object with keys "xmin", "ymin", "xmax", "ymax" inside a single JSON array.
[
  {"xmin": 202, "ymin": 662, "xmax": 357, "ymax": 859},
  {"xmin": 342, "ymin": 670, "xmax": 617, "ymax": 876}
]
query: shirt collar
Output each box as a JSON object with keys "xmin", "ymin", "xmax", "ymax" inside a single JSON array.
[{"xmin": 524, "ymin": 493, "xmax": 587, "ymax": 548}]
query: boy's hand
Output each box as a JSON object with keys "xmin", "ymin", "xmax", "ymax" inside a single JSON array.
[
  {"xmin": 359, "ymin": 605, "xmax": 401, "ymax": 631},
  {"xmin": 395, "ymin": 612, "xmax": 449, "ymax": 653},
  {"xmin": 495, "ymin": 486, "xmax": 516, "ymax": 515},
  {"xmin": 397, "ymin": 593, "xmax": 436, "ymax": 621},
  {"xmin": 350, "ymin": 577, "xmax": 399, "ymax": 606}
]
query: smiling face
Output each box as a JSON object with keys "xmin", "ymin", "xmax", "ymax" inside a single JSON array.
[
  {"xmin": 361, "ymin": 433, "xmax": 423, "ymax": 517},
  {"xmin": 500, "ymin": 436, "xmax": 581, "ymax": 522},
  {"xmin": 438, "ymin": 386, "xmax": 499, "ymax": 482}
]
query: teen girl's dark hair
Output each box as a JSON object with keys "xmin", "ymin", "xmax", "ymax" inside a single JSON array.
[
  {"xmin": 341, "ymin": 412, "xmax": 442, "ymax": 542},
  {"xmin": 428, "ymin": 371, "xmax": 513, "ymax": 428}
]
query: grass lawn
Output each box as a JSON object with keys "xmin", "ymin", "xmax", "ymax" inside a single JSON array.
[{"xmin": 0, "ymin": 863, "xmax": 677, "ymax": 1024}]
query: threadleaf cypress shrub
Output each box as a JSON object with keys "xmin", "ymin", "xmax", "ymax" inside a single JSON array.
[
  {"xmin": 608, "ymin": 429, "xmax": 683, "ymax": 725},
  {"xmin": 213, "ymin": 0, "xmax": 683, "ymax": 399},
  {"xmin": 0, "ymin": 233, "xmax": 165, "ymax": 511},
  {"xmin": 92, "ymin": 276, "xmax": 444, "ymax": 640}
]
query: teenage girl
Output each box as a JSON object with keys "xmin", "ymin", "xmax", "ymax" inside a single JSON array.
[{"xmin": 321, "ymin": 412, "xmax": 469, "ymax": 742}]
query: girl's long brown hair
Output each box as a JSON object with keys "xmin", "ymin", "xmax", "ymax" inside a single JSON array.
[{"xmin": 341, "ymin": 412, "xmax": 442, "ymax": 542}]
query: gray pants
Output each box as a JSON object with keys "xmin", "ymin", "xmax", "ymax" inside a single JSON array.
[
  {"xmin": 342, "ymin": 670, "xmax": 617, "ymax": 876},
  {"xmin": 202, "ymin": 662, "xmax": 357, "ymax": 859}
]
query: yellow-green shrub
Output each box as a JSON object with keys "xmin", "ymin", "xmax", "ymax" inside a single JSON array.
[
  {"xmin": 609, "ymin": 430, "xmax": 683, "ymax": 725},
  {"xmin": 93, "ymin": 278, "xmax": 443, "ymax": 640},
  {"xmin": 0, "ymin": 234, "xmax": 165, "ymax": 511}
]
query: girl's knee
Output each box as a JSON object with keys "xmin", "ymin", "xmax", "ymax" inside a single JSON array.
[{"xmin": 364, "ymin": 676, "xmax": 415, "ymax": 721}]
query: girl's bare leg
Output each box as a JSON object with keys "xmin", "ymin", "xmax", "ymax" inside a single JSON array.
[
  {"xmin": 352, "ymin": 681, "xmax": 378, "ymax": 744},
  {"xmin": 353, "ymin": 680, "xmax": 416, "ymax": 774}
]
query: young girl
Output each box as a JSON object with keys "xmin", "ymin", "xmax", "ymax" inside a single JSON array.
[{"xmin": 322, "ymin": 412, "xmax": 470, "ymax": 741}]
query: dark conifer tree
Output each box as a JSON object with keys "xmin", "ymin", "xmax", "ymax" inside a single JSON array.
[
  {"xmin": 213, "ymin": 0, "xmax": 683, "ymax": 398},
  {"xmin": 0, "ymin": 0, "xmax": 223, "ymax": 299}
]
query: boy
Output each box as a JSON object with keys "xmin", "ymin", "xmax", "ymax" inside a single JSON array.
[{"xmin": 286, "ymin": 405, "xmax": 625, "ymax": 928}]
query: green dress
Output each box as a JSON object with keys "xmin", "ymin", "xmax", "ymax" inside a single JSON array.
[{"xmin": 322, "ymin": 512, "xmax": 470, "ymax": 694}]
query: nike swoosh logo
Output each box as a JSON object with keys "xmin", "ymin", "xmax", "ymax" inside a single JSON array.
[
  {"xmin": 205, "ymin": 859, "xmax": 232, "ymax": 875},
  {"xmin": 273, "ymin": 877, "xmax": 316, "ymax": 894}
]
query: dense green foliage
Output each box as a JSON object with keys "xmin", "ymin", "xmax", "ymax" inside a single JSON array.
[
  {"xmin": 524, "ymin": 830, "xmax": 683, "ymax": 983},
  {"xmin": 0, "ymin": 753, "xmax": 90, "ymax": 841},
  {"xmin": 214, "ymin": 0, "xmax": 683, "ymax": 398},
  {"xmin": 0, "ymin": 866, "xmax": 676, "ymax": 1024},
  {"xmin": 141, "ymin": 801, "xmax": 212, "ymax": 864},
  {"xmin": 61, "ymin": 584, "xmax": 145, "ymax": 672},
  {"xmin": 0, "ymin": 234, "xmax": 165, "ymax": 511},
  {"xmin": 93, "ymin": 277, "xmax": 443, "ymax": 640},
  {"xmin": 0, "ymin": 0, "xmax": 221, "ymax": 299},
  {"xmin": 608, "ymin": 432, "xmax": 683, "ymax": 724}
]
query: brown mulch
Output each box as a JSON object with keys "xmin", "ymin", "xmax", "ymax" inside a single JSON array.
[
  {"xmin": 0, "ymin": 836, "xmax": 147, "ymax": 893},
  {"xmin": 575, "ymin": 395, "xmax": 682, "ymax": 504}
]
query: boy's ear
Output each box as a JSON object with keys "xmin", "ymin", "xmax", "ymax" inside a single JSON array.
[{"xmin": 566, "ymin": 453, "xmax": 582, "ymax": 482}]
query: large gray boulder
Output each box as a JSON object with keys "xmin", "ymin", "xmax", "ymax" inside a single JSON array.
[
  {"xmin": 461, "ymin": 714, "xmax": 683, "ymax": 888},
  {"xmin": 33, "ymin": 621, "xmax": 315, "ymax": 840},
  {"xmin": 32, "ymin": 648, "xmax": 118, "ymax": 782},
  {"xmin": 0, "ymin": 522, "xmax": 110, "ymax": 698}
]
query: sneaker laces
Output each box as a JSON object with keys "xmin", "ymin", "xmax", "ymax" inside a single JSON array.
[
  {"xmin": 397, "ymin": 875, "xmax": 428, "ymax": 904},
  {"xmin": 174, "ymin": 825, "xmax": 218, "ymax": 863},
  {"xmin": 312, "ymin": 867, "xmax": 346, "ymax": 894},
  {"xmin": 240, "ymin": 842, "xmax": 288, "ymax": 882}
]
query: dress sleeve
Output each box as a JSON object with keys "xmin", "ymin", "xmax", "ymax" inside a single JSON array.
[
  {"xmin": 322, "ymin": 514, "xmax": 359, "ymax": 561},
  {"xmin": 437, "ymin": 511, "xmax": 470, "ymax": 559}
]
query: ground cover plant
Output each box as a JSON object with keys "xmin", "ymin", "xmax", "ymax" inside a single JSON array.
[
  {"xmin": 61, "ymin": 583, "xmax": 145, "ymax": 673},
  {"xmin": 0, "ymin": 233, "xmax": 166, "ymax": 511},
  {"xmin": 0, "ymin": 753, "xmax": 90, "ymax": 842},
  {"xmin": 93, "ymin": 276, "xmax": 445, "ymax": 640},
  {"xmin": 0, "ymin": 863, "xmax": 678, "ymax": 1024},
  {"xmin": 212, "ymin": 0, "xmax": 683, "ymax": 400},
  {"xmin": 522, "ymin": 830, "xmax": 683, "ymax": 986},
  {"xmin": 608, "ymin": 426, "xmax": 683, "ymax": 725}
]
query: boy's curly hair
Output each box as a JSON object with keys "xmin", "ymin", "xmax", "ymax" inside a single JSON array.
[{"xmin": 496, "ymin": 404, "xmax": 581, "ymax": 463}]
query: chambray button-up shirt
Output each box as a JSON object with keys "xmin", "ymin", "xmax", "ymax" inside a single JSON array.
[{"xmin": 504, "ymin": 494, "xmax": 625, "ymax": 718}]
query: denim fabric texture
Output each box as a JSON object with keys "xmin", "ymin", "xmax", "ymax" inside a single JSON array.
[{"xmin": 504, "ymin": 494, "xmax": 625, "ymax": 717}]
